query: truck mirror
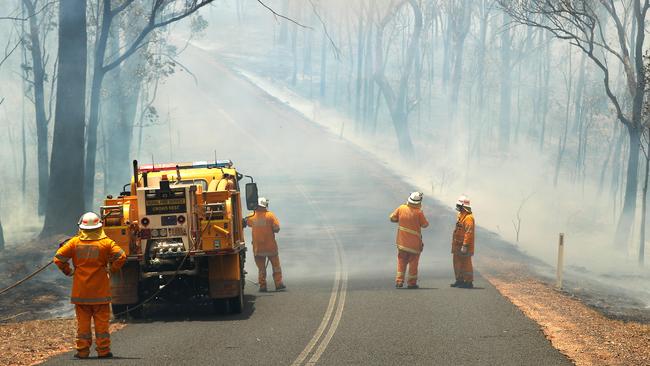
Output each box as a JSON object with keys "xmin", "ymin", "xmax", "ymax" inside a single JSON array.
[{"xmin": 245, "ymin": 183, "xmax": 259, "ymax": 211}]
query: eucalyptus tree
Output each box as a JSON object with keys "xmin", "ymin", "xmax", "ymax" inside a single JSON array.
[{"xmin": 500, "ymin": 0, "xmax": 650, "ymax": 246}]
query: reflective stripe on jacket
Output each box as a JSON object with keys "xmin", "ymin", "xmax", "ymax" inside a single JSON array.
[
  {"xmin": 390, "ymin": 204, "xmax": 429, "ymax": 254},
  {"xmin": 452, "ymin": 212, "xmax": 475, "ymax": 255},
  {"xmin": 53, "ymin": 229, "xmax": 127, "ymax": 304},
  {"xmin": 245, "ymin": 209, "xmax": 280, "ymax": 256}
]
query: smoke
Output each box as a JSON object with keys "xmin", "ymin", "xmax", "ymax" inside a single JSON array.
[
  {"xmin": 0, "ymin": 0, "xmax": 647, "ymax": 316},
  {"xmin": 185, "ymin": 0, "xmax": 650, "ymax": 306}
]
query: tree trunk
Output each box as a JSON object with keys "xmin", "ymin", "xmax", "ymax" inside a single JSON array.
[
  {"xmin": 278, "ymin": 0, "xmax": 289, "ymax": 45},
  {"xmin": 554, "ymin": 47, "xmax": 572, "ymax": 187},
  {"xmin": 374, "ymin": 0, "xmax": 422, "ymax": 157},
  {"xmin": 539, "ymin": 34, "xmax": 551, "ymax": 151},
  {"xmin": 639, "ymin": 134, "xmax": 648, "ymax": 266},
  {"xmin": 104, "ymin": 30, "xmax": 122, "ymax": 193},
  {"xmin": 614, "ymin": 125, "xmax": 641, "ymax": 247},
  {"xmin": 84, "ymin": 1, "xmax": 112, "ymax": 208},
  {"xmin": 354, "ymin": 12, "xmax": 365, "ymax": 125},
  {"xmin": 24, "ymin": 0, "xmax": 49, "ymax": 215},
  {"xmin": 498, "ymin": 13, "xmax": 512, "ymax": 151},
  {"xmin": 476, "ymin": 5, "xmax": 488, "ymax": 113},
  {"xmin": 41, "ymin": 0, "xmax": 87, "ymax": 236},
  {"xmin": 0, "ymin": 213, "xmax": 4, "ymax": 251},
  {"xmin": 441, "ymin": 11, "xmax": 451, "ymax": 87},
  {"xmin": 291, "ymin": 19, "xmax": 298, "ymax": 85},
  {"xmin": 319, "ymin": 27, "xmax": 328, "ymax": 99},
  {"xmin": 363, "ymin": 20, "xmax": 374, "ymax": 132},
  {"xmin": 450, "ymin": 34, "xmax": 466, "ymax": 110}
]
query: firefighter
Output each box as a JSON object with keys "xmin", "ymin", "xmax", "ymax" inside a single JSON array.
[
  {"xmin": 451, "ymin": 196, "xmax": 475, "ymax": 289},
  {"xmin": 244, "ymin": 197, "xmax": 286, "ymax": 292},
  {"xmin": 390, "ymin": 192, "xmax": 429, "ymax": 289},
  {"xmin": 53, "ymin": 212, "xmax": 126, "ymax": 359},
  {"xmin": 216, "ymin": 173, "xmax": 236, "ymax": 191}
]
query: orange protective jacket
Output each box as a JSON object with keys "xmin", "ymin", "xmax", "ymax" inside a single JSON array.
[
  {"xmin": 245, "ymin": 209, "xmax": 280, "ymax": 256},
  {"xmin": 452, "ymin": 211, "xmax": 475, "ymax": 255},
  {"xmin": 53, "ymin": 229, "xmax": 126, "ymax": 304},
  {"xmin": 390, "ymin": 204, "xmax": 429, "ymax": 254}
]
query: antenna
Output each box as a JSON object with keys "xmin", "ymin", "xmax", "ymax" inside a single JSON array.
[
  {"xmin": 214, "ymin": 150, "xmax": 217, "ymax": 165},
  {"xmin": 151, "ymin": 154, "xmax": 155, "ymax": 171}
]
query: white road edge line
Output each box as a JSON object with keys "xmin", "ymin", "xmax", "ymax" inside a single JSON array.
[{"xmin": 214, "ymin": 107, "xmax": 348, "ymax": 366}]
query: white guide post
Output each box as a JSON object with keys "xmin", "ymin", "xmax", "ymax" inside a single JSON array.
[{"xmin": 556, "ymin": 233, "xmax": 565, "ymax": 289}]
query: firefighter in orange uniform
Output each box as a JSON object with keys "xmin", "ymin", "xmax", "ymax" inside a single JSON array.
[
  {"xmin": 390, "ymin": 192, "xmax": 429, "ymax": 289},
  {"xmin": 53, "ymin": 212, "xmax": 126, "ymax": 359},
  {"xmin": 244, "ymin": 197, "xmax": 286, "ymax": 292},
  {"xmin": 216, "ymin": 173, "xmax": 236, "ymax": 191},
  {"xmin": 451, "ymin": 196, "xmax": 475, "ymax": 289}
]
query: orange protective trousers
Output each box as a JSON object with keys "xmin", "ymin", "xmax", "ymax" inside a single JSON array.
[
  {"xmin": 255, "ymin": 255, "xmax": 283, "ymax": 288},
  {"xmin": 75, "ymin": 304, "xmax": 111, "ymax": 357},
  {"xmin": 453, "ymin": 254, "xmax": 474, "ymax": 282},
  {"xmin": 396, "ymin": 250, "xmax": 420, "ymax": 286}
]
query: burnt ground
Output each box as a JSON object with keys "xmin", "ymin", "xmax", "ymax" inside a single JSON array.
[{"xmin": 0, "ymin": 235, "xmax": 73, "ymax": 322}]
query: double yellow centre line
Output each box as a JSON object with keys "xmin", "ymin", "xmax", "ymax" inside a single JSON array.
[
  {"xmin": 215, "ymin": 107, "xmax": 348, "ymax": 365},
  {"xmin": 291, "ymin": 185, "xmax": 348, "ymax": 366}
]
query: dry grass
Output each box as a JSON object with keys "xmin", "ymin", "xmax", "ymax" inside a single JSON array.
[
  {"xmin": 0, "ymin": 318, "xmax": 126, "ymax": 366},
  {"xmin": 480, "ymin": 258, "xmax": 650, "ymax": 366}
]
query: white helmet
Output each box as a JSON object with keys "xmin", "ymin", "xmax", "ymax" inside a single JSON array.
[
  {"xmin": 78, "ymin": 212, "xmax": 102, "ymax": 230},
  {"xmin": 258, "ymin": 197, "xmax": 269, "ymax": 209},
  {"xmin": 456, "ymin": 195, "xmax": 471, "ymax": 210},
  {"xmin": 407, "ymin": 192, "xmax": 423, "ymax": 205}
]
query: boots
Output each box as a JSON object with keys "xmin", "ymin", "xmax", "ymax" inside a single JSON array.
[
  {"xmin": 450, "ymin": 280, "xmax": 462, "ymax": 287},
  {"xmin": 259, "ymin": 286, "xmax": 268, "ymax": 292},
  {"xmin": 395, "ymin": 282, "xmax": 403, "ymax": 288},
  {"xmin": 459, "ymin": 281, "xmax": 473, "ymax": 289},
  {"xmin": 407, "ymin": 284, "xmax": 419, "ymax": 289},
  {"xmin": 276, "ymin": 283, "xmax": 286, "ymax": 291}
]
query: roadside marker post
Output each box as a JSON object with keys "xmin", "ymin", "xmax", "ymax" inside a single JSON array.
[{"xmin": 556, "ymin": 233, "xmax": 565, "ymax": 289}]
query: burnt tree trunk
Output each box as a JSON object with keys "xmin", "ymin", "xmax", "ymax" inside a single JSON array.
[{"xmin": 42, "ymin": 0, "xmax": 87, "ymax": 236}]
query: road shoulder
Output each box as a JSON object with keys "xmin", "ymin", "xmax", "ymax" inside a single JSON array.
[{"xmin": 480, "ymin": 257, "xmax": 650, "ymax": 366}]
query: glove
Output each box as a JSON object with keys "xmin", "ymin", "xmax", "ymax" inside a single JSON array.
[
  {"xmin": 460, "ymin": 245, "xmax": 468, "ymax": 255},
  {"xmin": 63, "ymin": 267, "xmax": 74, "ymax": 276}
]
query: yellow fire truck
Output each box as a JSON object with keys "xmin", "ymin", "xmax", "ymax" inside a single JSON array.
[{"xmin": 100, "ymin": 160, "xmax": 259, "ymax": 316}]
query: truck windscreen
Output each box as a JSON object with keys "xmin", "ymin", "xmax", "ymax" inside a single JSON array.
[{"xmin": 145, "ymin": 188, "xmax": 187, "ymax": 215}]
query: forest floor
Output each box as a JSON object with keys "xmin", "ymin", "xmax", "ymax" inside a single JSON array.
[
  {"xmin": 0, "ymin": 235, "xmax": 71, "ymax": 322},
  {"xmin": 0, "ymin": 318, "xmax": 126, "ymax": 366}
]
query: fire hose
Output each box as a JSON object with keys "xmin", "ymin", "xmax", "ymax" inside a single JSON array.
[
  {"xmin": 0, "ymin": 237, "xmax": 70, "ymax": 297},
  {"xmin": 244, "ymin": 257, "xmax": 269, "ymax": 286},
  {"xmin": 0, "ymin": 260, "xmax": 54, "ymax": 296},
  {"xmin": 111, "ymin": 251, "xmax": 191, "ymax": 317}
]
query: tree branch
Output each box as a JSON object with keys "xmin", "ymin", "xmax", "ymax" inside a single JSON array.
[
  {"xmin": 256, "ymin": 0, "xmax": 311, "ymax": 29},
  {"xmin": 308, "ymin": 0, "xmax": 341, "ymax": 60}
]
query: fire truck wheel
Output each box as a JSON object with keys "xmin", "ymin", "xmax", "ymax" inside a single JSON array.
[
  {"xmin": 213, "ymin": 299, "xmax": 228, "ymax": 314},
  {"xmin": 228, "ymin": 284, "xmax": 244, "ymax": 314}
]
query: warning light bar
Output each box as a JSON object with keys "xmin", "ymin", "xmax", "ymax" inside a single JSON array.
[{"xmin": 138, "ymin": 160, "xmax": 233, "ymax": 173}]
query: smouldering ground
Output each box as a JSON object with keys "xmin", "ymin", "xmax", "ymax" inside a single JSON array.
[
  {"xmin": 0, "ymin": 318, "xmax": 125, "ymax": 366},
  {"xmin": 480, "ymin": 258, "xmax": 650, "ymax": 366}
]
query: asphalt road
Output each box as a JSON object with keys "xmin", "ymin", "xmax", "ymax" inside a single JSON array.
[{"xmin": 44, "ymin": 43, "xmax": 570, "ymax": 366}]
